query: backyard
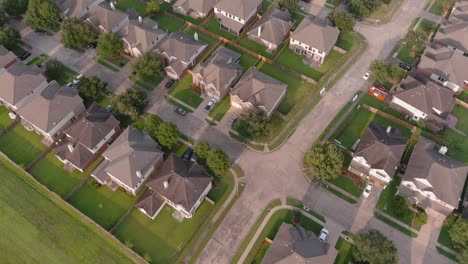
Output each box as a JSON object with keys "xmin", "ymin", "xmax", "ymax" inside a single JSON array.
[
  {"xmin": 203, "ymin": 17, "xmax": 237, "ymax": 41},
  {"xmin": 237, "ymin": 36, "xmax": 277, "ymax": 60},
  {"xmin": 226, "ymin": 45, "xmax": 260, "ymax": 69},
  {"xmin": 168, "ymin": 75, "xmax": 204, "ymax": 109},
  {"xmin": 152, "ymin": 14, "xmax": 185, "ymax": 32},
  {"xmin": 429, "ymin": 0, "xmax": 454, "ymax": 16},
  {"xmin": 115, "ymin": 0, "xmax": 146, "ymax": 16},
  {"xmin": 0, "ymin": 125, "xmax": 47, "ymax": 167},
  {"xmin": 0, "ymin": 106, "xmax": 13, "ymax": 130},
  {"xmin": 441, "ymin": 128, "xmax": 468, "ymax": 163},
  {"xmin": 451, "ymin": 104, "xmax": 468, "ymax": 134}
]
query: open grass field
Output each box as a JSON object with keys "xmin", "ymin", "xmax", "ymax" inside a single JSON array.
[
  {"xmin": 168, "ymin": 75, "xmax": 204, "ymax": 109},
  {"xmin": 429, "ymin": 0, "xmax": 453, "ymax": 16},
  {"xmin": 0, "ymin": 106, "xmax": 13, "ymax": 130},
  {"xmin": 0, "ymin": 155, "xmax": 142, "ymax": 263},
  {"xmin": 114, "ymin": 201, "xmax": 212, "ymax": 263},
  {"xmin": 0, "ymin": 125, "xmax": 46, "ymax": 167}
]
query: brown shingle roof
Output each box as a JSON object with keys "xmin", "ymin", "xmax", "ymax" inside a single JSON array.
[
  {"xmin": 291, "ymin": 19, "xmax": 340, "ymax": 52},
  {"xmin": 174, "ymin": 0, "xmax": 218, "ymax": 15},
  {"xmin": 53, "ymin": 0, "xmax": 101, "ymax": 18},
  {"xmin": 214, "ymin": 0, "xmax": 262, "ymax": 20},
  {"xmin": 0, "ymin": 63, "xmax": 46, "ymax": 106},
  {"xmin": 86, "ymin": 2, "xmax": 128, "ymax": 32},
  {"xmin": 135, "ymin": 190, "xmax": 165, "ymax": 218},
  {"xmin": 248, "ymin": 7, "xmax": 293, "ymax": 47},
  {"xmin": 118, "ymin": 18, "xmax": 167, "ymax": 54},
  {"xmin": 0, "ymin": 45, "xmax": 16, "ymax": 69},
  {"xmin": 157, "ymin": 31, "xmax": 207, "ymax": 63}
]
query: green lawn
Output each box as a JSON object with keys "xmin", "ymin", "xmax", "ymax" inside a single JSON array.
[
  {"xmin": 203, "ymin": 17, "xmax": 237, "ymax": 41},
  {"xmin": 451, "ymin": 104, "xmax": 468, "ymax": 134},
  {"xmin": 0, "ymin": 156, "xmax": 142, "ymax": 263},
  {"xmin": 436, "ymin": 246, "xmax": 459, "ymax": 262},
  {"xmin": 285, "ymin": 198, "xmax": 326, "ymax": 223},
  {"xmin": 0, "ymin": 125, "xmax": 47, "ymax": 167},
  {"xmin": 261, "ymin": 0, "xmax": 272, "ymax": 14},
  {"xmin": 68, "ymin": 179, "xmax": 141, "ymax": 230},
  {"xmin": 0, "ymin": 106, "xmax": 13, "ymax": 130},
  {"xmin": 168, "ymin": 10, "xmax": 204, "ymax": 25},
  {"xmin": 114, "ymin": 201, "xmax": 212, "ymax": 263},
  {"xmin": 26, "ymin": 54, "xmax": 48, "ymax": 66},
  {"xmin": 336, "ymin": 109, "xmax": 374, "ymax": 149},
  {"xmin": 237, "ymin": 36, "xmax": 276, "ymax": 59},
  {"xmin": 375, "ymin": 213, "xmax": 418, "ymax": 237},
  {"xmin": 208, "ymin": 95, "xmax": 231, "ymax": 121},
  {"xmin": 441, "ymin": 128, "xmax": 468, "ymax": 163},
  {"xmin": 152, "ymin": 14, "xmax": 185, "ymax": 32},
  {"xmin": 438, "ymin": 224, "xmax": 457, "ymax": 251},
  {"xmin": 115, "ymin": 0, "xmax": 146, "ymax": 15},
  {"xmin": 429, "ymin": 0, "xmax": 453, "ymax": 16},
  {"xmin": 417, "ymin": 19, "xmax": 439, "ymax": 35},
  {"xmin": 359, "ymin": 93, "xmax": 403, "ymax": 117},
  {"xmin": 168, "ymin": 75, "xmax": 203, "ymax": 109},
  {"xmin": 97, "ymin": 58, "xmax": 119, "ymax": 72},
  {"xmin": 336, "ymin": 33, "xmax": 359, "ymax": 52},
  {"xmin": 226, "ymin": 45, "xmax": 259, "ymax": 69},
  {"xmin": 368, "ymin": 0, "xmax": 401, "ymax": 20},
  {"xmin": 397, "ymin": 42, "xmax": 416, "ymax": 64},
  {"xmin": 334, "ymin": 237, "xmax": 354, "ymax": 264},
  {"xmin": 106, "ymin": 56, "xmax": 129, "ymax": 68},
  {"xmin": 328, "ymin": 175, "xmax": 363, "ymax": 198}
]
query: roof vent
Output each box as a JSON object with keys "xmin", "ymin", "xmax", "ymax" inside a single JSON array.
[
  {"xmin": 386, "ymin": 126, "xmax": 392, "ymax": 134},
  {"xmin": 136, "ymin": 170, "xmax": 142, "ymax": 178},
  {"xmin": 439, "ymin": 146, "xmax": 448, "ymax": 155},
  {"xmin": 163, "ymin": 181, "xmax": 169, "ymax": 189}
]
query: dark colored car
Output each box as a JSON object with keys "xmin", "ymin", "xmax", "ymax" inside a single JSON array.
[
  {"xmin": 20, "ymin": 52, "xmax": 32, "ymax": 61},
  {"xmin": 87, "ymin": 42, "xmax": 97, "ymax": 49},
  {"xmin": 35, "ymin": 30, "xmax": 45, "ymax": 35},
  {"xmin": 173, "ymin": 106, "xmax": 186, "ymax": 116},
  {"xmin": 399, "ymin": 62, "xmax": 412, "ymax": 71},
  {"xmin": 183, "ymin": 148, "xmax": 193, "ymax": 161},
  {"xmin": 165, "ymin": 79, "xmax": 175, "ymax": 89}
]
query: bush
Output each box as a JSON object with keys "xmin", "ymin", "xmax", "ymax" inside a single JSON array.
[
  {"xmin": 206, "ymin": 149, "xmax": 231, "ymax": 176},
  {"xmin": 235, "ymin": 109, "xmax": 271, "ymax": 141},
  {"xmin": 44, "ymin": 59, "xmax": 66, "ymax": 82},
  {"xmin": 304, "ymin": 143, "xmax": 343, "ymax": 181},
  {"xmin": 412, "ymin": 212, "xmax": 428, "ymax": 227},
  {"xmin": 392, "ymin": 196, "xmax": 409, "ymax": 218}
]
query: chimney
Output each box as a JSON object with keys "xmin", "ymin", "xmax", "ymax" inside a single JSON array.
[
  {"xmin": 136, "ymin": 170, "xmax": 142, "ymax": 178},
  {"xmin": 257, "ymin": 25, "xmax": 262, "ymax": 37},
  {"xmin": 138, "ymin": 16, "xmax": 142, "ymax": 23},
  {"xmin": 163, "ymin": 181, "xmax": 169, "ymax": 189},
  {"xmin": 439, "ymin": 146, "xmax": 448, "ymax": 155},
  {"xmin": 194, "ymin": 32, "xmax": 198, "ymax": 41},
  {"xmin": 110, "ymin": 2, "xmax": 115, "ymax": 9},
  {"xmin": 386, "ymin": 126, "xmax": 392, "ymax": 134},
  {"xmin": 67, "ymin": 144, "xmax": 74, "ymax": 153}
]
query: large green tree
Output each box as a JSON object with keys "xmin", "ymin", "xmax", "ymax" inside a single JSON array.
[
  {"xmin": 132, "ymin": 52, "xmax": 163, "ymax": 81},
  {"xmin": 2, "ymin": 0, "xmax": 29, "ymax": 17},
  {"xmin": 0, "ymin": 25, "xmax": 20, "ymax": 50},
  {"xmin": 236, "ymin": 109, "xmax": 271, "ymax": 141},
  {"xmin": 194, "ymin": 141, "xmax": 211, "ymax": 160},
  {"xmin": 25, "ymin": 0, "xmax": 61, "ymax": 32},
  {"xmin": 144, "ymin": 115, "xmax": 180, "ymax": 150},
  {"xmin": 353, "ymin": 230, "xmax": 398, "ymax": 264},
  {"xmin": 304, "ymin": 143, "xmax": 343, "ymax": 181},
  {"xmin": 145, "ymin": 0, "xmax": 161, "ymax": 16},
  {"xmin": 370, "ymin": 60, "xmax": 405, "ymax": 84},
  {"xmin": 328, "ymin": 10, "xmax": 355, "ymax": 33},
  {"xmin": 61, "ymin": 18, "xmax": 97, "ymax": 50},
  {"xmin": 97, "ymin": 32, "xmax": 123, "ymax": 58},
  {"xmin": 449, "ymin": 219, "xmax": 468, "ymax": 251},
  {"xmin": 77, "ymin": 76, "xmax": 107, "ymax": 101},
  {"xmin": 347, "ymin": 0, "xmax": 379, "ymax": 18},
  {"xmin": 43, "ymin": 59, "xmax": 65, "ymax": 82},
  {"xmin": 277, "ymin": 0, "xmax": 299, "ymax": 11},
  {"xmin": 207, "ymin": 149, "xmax": 231, "ymax": 176},
  {"xmin": 0, "ymin": 7, "xmax": 8, "ymax": 27},
  {"xmin": 111, "ymin": 88, "xmax": 148, "ymax": 120},
  {"xmin": 403, "ymin": 30, "xmax": 428, "ymax": 53}
]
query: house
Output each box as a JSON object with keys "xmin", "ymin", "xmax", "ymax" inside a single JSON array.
[
  {"xmin": 55, "ymin": 103, "xmax": 120, "ymax": 172},
  {"xmin": 118, "ymin": 17, "xmax": 167, "ymax": 57},
  {"xmin": 262, "ymin": 223, "xmax": 328, "ymax": 264},
  {"xmin": 17, "ymin": 81, "xmax": 85, "ymax": 140},
  {"xmin": 192, "ymin": 46, "xmax": 242, "ymax": 101},
  {"xmin": 155, "ymin": 31, "xmax": 208, "ymax": 80},
  {"xmin": 390, "ymin": 76, "xmax": 456, "ymax": 132},
  {"xmin": 247, "ymin": 6, "xmax": 293, "ymax": 52},
  {"xmin": 213, "ymin": 0, "xmax": 262, "ymax": 36},
  {"xmin": 137, "ymin": 154, "xmax": 213, "ymax": 219},
  {"xmin": 0, "ymin": 63, "xmax": 48, "ymax": 111},
  {"xmin": 52, "ymin": 0, "xmax": 104, "ymax": 19},
  {"xmin": 230, "ymin": 68, "xmax": 287, "ymax": 118},
  {"xmin": 173, "ymin": 0, "xmax": 218, "ymax": 18},
  {"xmin": 91, "ymin": 127, "xmax": 164, "ymax": 196},
  {"xmin": 84, "ymin": 2, "xmax": 129, "ymax": 33},
  {"xmin": 289, "ymin": 19, "xmax": 340, "ymax": 65},
  {"xmin": 397, "ymin": 137, "xmax": 468, "ymax": 215},
  {"xmin": 348, "ymin": 122, "xmax": 407, "ymax": 188},
  {"xmin": 0, "ymin": 45, "xmax": 17, "ymax": 72}
]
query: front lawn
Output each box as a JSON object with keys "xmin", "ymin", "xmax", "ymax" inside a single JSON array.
[
  {"xmin": 115, "ymin": 0, "xmax": 146, "ymax": 16},
  {"xmin": 451, "ymin": 104, "xmax": 468, "ymax": 134},
  {"xmin": 429, "ymin": 0, "xmax": 453, "ymax": 16},
  {"xmin": 0, "ymin": 106, "xmax": 13, "ymax": 130},
  {"xmin": 438, "ymin": 223, "xmax": 457, "ymax": 251},
  {"xmin": 208, "ymin": 95, "xmax": 231, "ymax": 121},
  {"xmin": 152, "ymin": 14, "xmax": 185, "ymax": 32},
  {"xmin": 336, "ymin": 33, "xmax": 359, "ymax": 52},
  {"xmin": 416, "ymin": 19, "xmax": 439, "ymax": 35},
  {"xmin": 328, "ymin": 175, "xmax": 363, "ymax": 198},
  {"xmin": 335, "ymin": 109, "xmax": 374, "ymax": 149},
  {"xmin": 67, "ymin": 179, "xmax": 142, "ymax": 230},
  {"xmin": 368, "ymin": 0, "xmax": 401, "ymax": 20},
  {"xmin": 114, "ymin": 201, "xmax": 212, "ymax": 263},
  {"xmin": 397, "ymin": 42, "xmax": 417, "ymax": 64},
  {"xmin": 203, "ymin": 17, "xmax": 237, "ymax": 41},
  {"xmin": 26, "ymin": 54, "xmax": 48, "ymax": 66},
  {"xmin": 334, "ymin": 237, "xmax": 354, "ymax": 264},
  {"xmin": 441, "ymin": 128, "xmax": 468, "ymax": 163},
  {"xmin": 0, "ymin": 125, "xmax": 47, "ymax": 167},
  {"xmin": 168, "ymin": 75, "xmax": 203, "ymax": 109}
]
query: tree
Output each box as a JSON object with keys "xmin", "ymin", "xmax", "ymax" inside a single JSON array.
[
  {"xmin": 304, "ymin": 143, "xmax": 343, "ymax": 181},
  {"xmin": 145, "ymin": 115, "xmax": 162, "ymax": 136},
  {"xmin": 145, "ymin": 0, "xmax": 161, "ymax": 16},
  {"xmin": 277, "ymin": 0, "xmax": 299, "ymax": 11},
  {"xmin": 353, "ymin": 230, "xmax": 398, "ymax": 264},
  {"xmin": 449, "ymin": 219, "xmax": 468, "ymax": 251},
  {"xmin": 44, "ymin": 59, "xmax": 65, "ymax": 82},
  {"xmin": 25, "ymin": 0, "xmax": 61, "ymax": 32},
  {"xmin": 77, "ymin": 76, "xmax": 107, "ymax": 101},
  {"xmin": 0, "ymin": 8, "xmax": 8, "ymax": 27},
  {"xmin": 194, "ymin": 141, "xmax": 211, "ymax": 160},
  {"xmin": 111, "ymin": 88, "xmax": 148, "ymax": 120},
  {"xmin": 0, "ymin": 25, "xmax": 20, "ymax": 50},
  {"xmin": 370, "ymin": 60, "xmax": 405, "ymax": 84},
  {"xmin": 3, "ymin": 0, "xmax": 29, "ymax": 17},
  {"xmin": 347, "ymin": 0, "xmax": 379, "ymax": 18},
  {"xmin": 236, "ymin": 109, "xmax": 271, "ymax": 141},
  {"xmin": 154, "ymin": 121, "xmax": 180, "ymax": 150},
  {"xmin": 97, "ymin": 32, "xmax": 123, "ymax": 58},
  {"xmin": 60, "ymin": 18, "xmax": 97, "ymax": 50},
  {"xmin": 460, "ymin": 249, "xmax": 468, "ymax": 264},
  {"xmin": 328, "ymin": 10, "xmax": 355, "ymax": 33},
  {"xmin": 132, "ymin": 52, "xmax": 163, "ymax": 81},
  {"xmin": 207, "ymin": 149, "xmax": 231, "ymax": 176},
  {"xmin": 392, "ymin": 196, "xmax": 409, "ymax": 218},
  {"xmin": 403, "ymin": 30, "xmax": 427, "ymax": 53}
]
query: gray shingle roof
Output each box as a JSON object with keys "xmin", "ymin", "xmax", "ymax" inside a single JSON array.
[
  {"xmin": 0, "ymin": 63, "xmax": 46, "ymax": 106},
  {"xmin": 174, "ymin": 0, "xmax": 218, "ymax": 15},
  {"xmin": 291, "ymin": 19, "xmax": 340, "ymax": 52},
  {"xmin": 157, "ymin": 31, "xmax": 207, "ymax": 63},
  {"xmin": 248, "ymin": 7, "xmax": 293, "ymax": 47},
  {"xmin": 214, "ymin": 0, "xmax": 262, "ymax": 20}
]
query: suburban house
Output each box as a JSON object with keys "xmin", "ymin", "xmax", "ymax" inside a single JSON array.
[
  {"xmin": 0, "ymin": 45, "xmax": 17, "ymax": 72},
  {"xmin": 247, "ymin": 6, "xmax": 293, "ymax": 52},
  {"xmin": 397, "ymin": 137, "xmax": 468, "ymax": 215},
  {"xmin": 192, "ymin": 46, "xmax": 242, "ymax": 101},
  {"xmin": 0, "ymin": 63, "xmax": 48, "ymax": 111},
  {"xmin": 118, "ymin": 17, "xmax": 167, "ymax": 57},
  {"xmin": 155, "ymin": 31, "xmax": 208, "ymax": 80},
  {"xmin": 17, "ymin": 81, "xmax": 85, "ymax": 140},
  {"xmin": 289, "ymin": 19, "xmax": 340, "ymax": 65},
  {"xmin": 137, "ymin": 154, "xmax": 213, "ymax": 219},
  {"xmin": 52, "ymin": 0, "xmax": 104, "ymax": 19},
  {"xmin": 91, "ymin": 127, "xmax": 164, "ymax": 196},
  {"xmin": 84, "ymin": 2, "xmax": 129, "ymax": 34},
  {"xmin": 173, "ymin": 0, "xmax": 218, "ymax": 18},
  {"xmin": 390, "ymin": 76, "xmax": 456, "ymax": 132},
  {"xmin": 230, "ymin": 68, "xmax": 287, "ymax": 118},
  {"xmin": 213, "ymin": 0, "xmax": 262, "ymax": 36},
  {"xmin": 348, "ymin": 122, "xmax": 407, "ymax": 188},
  {"xmin": 262, "ymin": 223, "xmax": 328, "ymax": 264},
  {"xmin": 417, "ymin": 3, "xmax": 468, "ymax": 93},
  {"xmin": 55, "ymin": 103, "xmax": 120, "ymax": 172}
]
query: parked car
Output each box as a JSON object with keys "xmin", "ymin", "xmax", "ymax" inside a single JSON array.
[
  {"xmin": 363, "ymin": 71, "xmax": 371, "ymax": 80},
  {"xmin": 35, "ymin": 30, "xmax": 45, "ymax": 35},
  {"xmin": 173, "ymin": 106, "xmax": 186, "ymax": 116},
  {"xmin": 66, "ymin": 82, "xmax": 74, "ymax": 87},
  {"xmin": 165, "ymin": 79, "xmax": 175, "ymax": 89},
  {"xmin": 190, "ymin": 154, "xmax": 198, "ymax": 162},
  {"xmin": 398, "ymin": 62, "xmax": 412, "ymax": 71},
  {"xmin": 318, "ymin": 228, "xmax": 329, "ymax": 242},
  {"xmin": 228, "ymin": 116, "xmax": 238, "ymax": 126},
  {"xmin": 362, "ymin": 182, "xmax": 374, "ymax": 198},
  {"xmin": 19, "ymin": 52, "xmax": 31, "ymax": 61},
  {"xmin": 105, "ymin": 104, "xmax": 112, "ymax": 112},
  {"xmin": 183, "ymin": 148, "xmax": 193, "ymax": 161},
  {"xmin": 73, "ymin": 74, "xmax": 83, "ymax": 85},
  {"xmin": 204, "ymin": 99, "xmax": 217, "ymax": 112},
  {"xmin": 87, "ymin": 42, "xmax": 97, "ymax": 49}
]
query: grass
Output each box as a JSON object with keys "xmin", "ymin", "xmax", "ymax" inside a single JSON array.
[
  {"xmin": 184, "ymin": 28, "xmax": 220, "ymax": 51},
  {"xmin": 368, "ymin": 0, "xmax": 401, "ymax": 20},
  {"xmin": 429, "ymin": 0, "xmax": 452, "ymax": 16},
  {"xmin": 451, "ymin": 104, "xmax": 468, "ymax": 134},
  {"xmin": 417, "ymin": 19, "xmax": 439, "ymax": 35},
  {"xmin": 168, "ymin": 75, "xmax": 203, "ymax": 109},
  {"xmin": 114, "ymin": 201, "xmax": 212, "ymax": 263},
  {"xmin": 208, "ymin": 96, "xmax": 231, "ymax": 121},
  {"xmin": 115, "ymin": 0, "xmax": 146, "ymax": 16},
  {"xmin": 203, "ymin": 17, "xmax": 237, "ymax": 41},
  {"xmin": 0, "ymin": 155, "xmax": 142, "ymax": 263},
  {"xmin": 238, "ymin": 36, "xmax": 276, "ymax": 59},
  {"xmin": 441, "ymin": 128, "xmax": 468, "ymax": 163},
  {"xmin": 152, "ymin": 14, "xmax": 185, "ymax": 32},
  {"xmin": 276, "ymin": 48, "xmax": 322, "ymax": 81},
  {"xmin": 438, "ymin": 224, "xmax": 457, "ymax": 251},
  {"xmin": 67, "ymin": 179, "xmax": 142, "ymax": 230},
  {"xmin": 335, "ymin": 109, "xmax": 374, "ymax": 149},
  {"xmin": 328, "ymin": 175, "xmax": 363, "ymax": 198},
  {"xmin": 336, "ymin": 33, "xmax": 359, "ymax": 52},
  {"xmin": 374, "ymin": 213, "xmax": 418, "ymax": 237},
  {"xmin": 334, "ymin": 237, "xmax": 354, "ymax": 264},
  {"xmin": 285, "ymin": 198, "xmax": 326, "ymax": 223},
  {"xmin": 106, "ymin": 56, "xmax": 129, "ymax": 68},
  {"xmin": 436, "ymin": 246, "xmax": 459, "ymax": 262},
  {"xmin": 0, "ymin": 125, "xmax": 47, "ymax": 167},
  {"xmin": 261, "ymin": 0, "xmax": 272, "ymax": 13},
  {"xmin": 226, "ymin": 45, "xmax": 259, "ymax": 69},
  {"xmin": 169, "ymin": 9, "xmax": 204, "ymax": 25},
  {"xmin": 397, "ymin": 42, "xmax": 416, "ymax": 64},
  {"xmin": 232, "ymin": 164, "xmax": 244, "ymax": 178},
  {"xmin": 165, "ymin": 96, "xmax": 194, "ymax": 113},
  {"xmin": 129, "ymin": 75, "xmax": 154, "ymax": 91},
  {"xmin": 97, "ymin": 58, "xmax": 119, "ymax": 72},
  {"xmin": 0, "ymin": 106, "xmax": 13, "ymax": 130},
  {"xmin": 326, "ymin": 0, "xmax": 341, "ymax": 6},
  {"xmin": 10, "ymin": 44, "xmax": 27, "ymax": 57},
  {"xmin": 26, "ymin": 54, "xmax": 48, "ymax": 66},
  {"xmin": 321, "ymin": 183, "xmax": 358, "ymax": 204}
]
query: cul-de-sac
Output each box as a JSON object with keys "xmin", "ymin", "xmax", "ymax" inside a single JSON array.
[{"xmin": 0, "ymin": 0, "xmax": 467, "ymax": 263}]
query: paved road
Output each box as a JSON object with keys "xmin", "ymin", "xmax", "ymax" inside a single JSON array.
[{"xmin": 196, "ymin": 1, "xmax": 453, "ymax": 264}]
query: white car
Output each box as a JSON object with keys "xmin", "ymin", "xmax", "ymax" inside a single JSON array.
[
  {"xmin": 363, "ymin": 71, "xmax": 371, "ymax": 80},
  {"xmin": 318, "ymin": 228, "xmax": 329, "ymax": 242},
  {"xmin": 363, "ymin": 182, "xmax": 374, "ymax": 198},
  {"xmin": 72, "ymin": 73, "xmax": 83, "ymax": 85},
  {"xmin": 204, "ymin": 99, "xmax": 217, "ymax": 112}
]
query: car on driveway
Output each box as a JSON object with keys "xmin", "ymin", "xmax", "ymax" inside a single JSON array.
[
  {"xmin": 183, "ymin": 148, "xmax": 193, "ymax": 161},
  {"xmin": 363, "ymin": 71, "xmax": 371, "ymax": 80},
  {"xmin": 318, "ymin": 228, "xmax": 329, "ymax": 242},
  {"xmin": 165, "ymin": 79, "xmax": 175, "ymax": 89},
  {"xmin": 19, "ymin": 52, "xmax": 31, "ymax": 61},
  {"xmin": 228, "ymin": 116, "xmax": 237, "ymax": 126},
  {"xmin": 398, "ymin": 62, "xmax": 412, "ymax": 71},
  {"xmin": 173, "ymin": 106, "xmax": 186, "ymax": 116},
  {"xmin": 73, "ymin": 74, "xmax": 83, "ymax": 85},
  {"xmin": 363, "ymin": 182, "xmax": 374, "ymax": 198},
  {"xmin": 204, "ymin": 99, "xmax": 217, "ymax": 112}
]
